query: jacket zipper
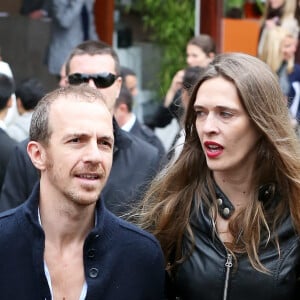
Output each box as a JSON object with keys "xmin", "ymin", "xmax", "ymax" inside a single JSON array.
[{"xmin": 223, "ymin": 253, "xmax": 233, "ymax": 300}]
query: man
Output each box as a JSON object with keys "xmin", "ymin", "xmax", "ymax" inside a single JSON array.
[
  {"xmin": 0, "ymin": 85, "xmax": 165, "ymax": 299},
  {"xmin": 0, "ymin": 74, "xmax": 16, "ymax": 190},
  {"xmin": 47, "ymin": 0, "xmax": 99, "ymax": 77},
  {"xmin": 20, "ymin": 0, "xmax": 50, "ymax": 19},
  {"xmin": 118, "ymin": 67, "xmax": 166, "ymax": 160},
  {"xmin": 114, "ymin": 83, "xmax": 165, "ymax": 161},
  {"xmin": 6, "ymin": 77, "xmax": 46, "ymax": 142},
  {"xmin": 65, "ymin": 41, "xmax": 160, "ymax": 216},
  {"xmin": 0, "ymin": 40, "xmax": 160, "ymax": 217}
]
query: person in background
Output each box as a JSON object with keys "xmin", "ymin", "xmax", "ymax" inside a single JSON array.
[
  {"xmin": 65, "ymin": 41, "xmax": 161, "ymax": 216},
  {"xmin": 257, "ymin": 0, "xmax": 298, "ymax": 57},
  {"xmin": 136, "ymin": 53, "xmax": 300, "ymax": 299},
  {"xmin": 19, "ymin": 0, "xmax": 50, "ymax": 20},
  {"xmin": 0, "ymin": 84, "xmax": 165, "ymax": 299},
  {"xmin": 59, "ymin": 62, "xmax": 68, "ymax": 87},
  {"xmin": 0, "ymin": 40, "xmax": 160, "ymax": 219},
  {"xmin": 168, "ymin": 66, "xmax": 204, "ymax": 162},
  {"xmin": 0, "ymin": 74, "xmax": 16, "ymax": 190},
  {"xmin": 260, "ymin": 26, "xmax": 300, "ymax": 129},
  {"xmin": 120, "ymin": 66, "xmax": 139, "ymax": 97},
  {"xmin": 47, "ymin": 0, "xmax": 99, "ymax": 78},
  {"xmin": 6, "ymin": 77, "xmax": 46, "ymax": 142},
  {"xmin": 0, "ymin": 56, "xmax": 18, "ymax": 128},
  {"xmin": 294, "ymin": 0, "xmax": 300, "ymax": 63},
  {"xmin": 117, "ymin": 67, "xmax": 166, "ymax": 160},
  {"xmin": 145, "ymin": 34, "xmax": 216, "ymax": 131}
]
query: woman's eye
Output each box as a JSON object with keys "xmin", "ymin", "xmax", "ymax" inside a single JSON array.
[
  {"xmin": 220, "ymin": 111, "xmax": 232, "ymax": 118},
  {"xmin": 195, "ymin": 110, "xmax": 205, "ymax": 117}
]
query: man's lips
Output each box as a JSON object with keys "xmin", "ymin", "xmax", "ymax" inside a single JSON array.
[{"xmin": 76, "ymin": 173, "xmax": 100, "ymax": 180}]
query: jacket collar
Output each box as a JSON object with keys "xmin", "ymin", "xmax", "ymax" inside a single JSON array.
[
  {"xmin": 21, "ymin": 182, "xmax": 115, "ymax": 240},
  {"xmin": 113, "ymin": 117, "xmax": 132, "ymax": 153}
]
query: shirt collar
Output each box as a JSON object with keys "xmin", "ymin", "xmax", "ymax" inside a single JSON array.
[
  {"xmin": 0, "ymin": 119, "xmax": 7, "ymax": 131},
  {"xmin": 121, "ymin": 114, "xmax": 136, "ymax": 132}
]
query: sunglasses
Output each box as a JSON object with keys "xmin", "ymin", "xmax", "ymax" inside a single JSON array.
[{"xmin": 68, "ymin": 72, "xmax": 118, "ymax": 88}]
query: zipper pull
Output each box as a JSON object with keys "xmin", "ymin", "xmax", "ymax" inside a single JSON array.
[
  {"xmin": 225, "ymin": 253, "xmax": 233, "ymax": 268},
  {"xmin": 223, "ymin": 253, "xmax": 233, "ymax": 300}
]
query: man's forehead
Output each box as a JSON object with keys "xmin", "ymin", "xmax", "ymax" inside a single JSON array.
[
  {"xmin": 49, "ymin": 98, "xmax": 112, "ymax": 130},
  {"xmin": 70, "ymin": 54, "xmax": 116, "ymax": 73}
]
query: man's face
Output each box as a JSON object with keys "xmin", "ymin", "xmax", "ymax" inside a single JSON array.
[
  {"xmin": 125, "ymin": 74, "xmax": 138, "ymax": 97},
  {"xmin": 68, "ymin": 54, "xmax": 122, "ymax": 112},
  {"xmin": 39, "ymin": 97, "xmax": 114, "ymax": 206}
]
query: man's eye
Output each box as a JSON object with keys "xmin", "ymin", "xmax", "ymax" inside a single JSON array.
[
  {"xmin": 70, "ymin": 138, "xmax": 80, "ymax": 143},
  {"xmin": 98, "ymin": 140, "xmax": 113, "ymax": 149}
]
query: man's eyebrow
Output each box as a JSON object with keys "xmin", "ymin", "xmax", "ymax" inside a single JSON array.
[{"xmin": 63, "ymin": 133, "xmax": 114, "ymax": 142}]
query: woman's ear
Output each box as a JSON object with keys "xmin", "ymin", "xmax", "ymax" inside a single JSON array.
[{"xmin": 27, "ymin": 141, "xmax": 47, "ymax": 171}]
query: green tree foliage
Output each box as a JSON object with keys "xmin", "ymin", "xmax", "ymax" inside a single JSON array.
[{"xmin": 130, "ymin": 0, "xmax": 195, "ymax": 98}]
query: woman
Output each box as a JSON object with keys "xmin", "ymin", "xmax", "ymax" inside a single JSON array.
[
  {"xmin": 258, "ymin": 0, "xmax": 298, "ymax": 57},
  {"xmin": 260, "ymin": 26, "xmax": 300, "ymax": 129},
  {"xmin": 145, "ymin": 34, "xmax": 216, "ymax": 131},
  {"xmin": 138, "ymin": 53, "xmax": 300, "ymax": 299},
  {"xmin": 169, "ymin": 65, "xmax": 204, "ymax": 162}
]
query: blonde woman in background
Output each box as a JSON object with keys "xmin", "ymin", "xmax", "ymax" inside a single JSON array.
[
  {"xmin": 260, "ymin": 26, "xmax": 300, "ymax": 129},
  {"xmin": 258, "ymin": 0, "xmax": 298, "ymax": 57}
]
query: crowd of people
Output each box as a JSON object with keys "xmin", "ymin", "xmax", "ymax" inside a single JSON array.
[{"xmin": 0, "ymin": 0, "xmax": 299, "ymax": 299}]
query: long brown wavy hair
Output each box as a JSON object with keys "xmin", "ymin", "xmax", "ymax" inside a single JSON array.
[{"xmin": 136, "ymin": 52, "xmax": 300, "ymax": 274}]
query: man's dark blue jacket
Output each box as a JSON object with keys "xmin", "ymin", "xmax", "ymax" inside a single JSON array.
[{"xmin": 0, "ymin": 184, "xmax": 165, "ymax": 299}]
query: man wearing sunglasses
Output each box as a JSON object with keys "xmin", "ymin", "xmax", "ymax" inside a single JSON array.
[
  {"xmin": 64, "ymin": 41, "xmax": 161, "ymax": 217},
  {"xmin": 0, "ymin": 40, "xmax": 161, "ymax": 218}
]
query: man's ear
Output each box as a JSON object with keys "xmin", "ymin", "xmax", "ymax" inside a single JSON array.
[
  {"xmin": 115, "ymin": 76, "xmax": 123, "ymax": 99},
  {"xmin": 119, "ymin": 103, "xmax": 129, "ymax": 113},
  {"xmin": 27, "ymin": 141, "xmax": 47, "ymax": 171},
  {"xmin": 16, "ymin": 98, "xmax": 25, "ymax": 114}
]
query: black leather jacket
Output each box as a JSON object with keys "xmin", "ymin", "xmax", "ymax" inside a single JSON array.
[{"xmin": 169, "ymin": 195, "xmax": 300, "ymax": 300}]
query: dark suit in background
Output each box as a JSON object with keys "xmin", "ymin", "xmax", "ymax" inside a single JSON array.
[
  {"xmin": 0, "ymin": 129, "xmax": 16, "ymax": 191},
  {"xmin": 130, "ymin": 119, "xmax": 165, "ymax": 162}
]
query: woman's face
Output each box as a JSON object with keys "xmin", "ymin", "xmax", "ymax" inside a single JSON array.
[
  {"xmin": 186, "ymin": 44, "xmax": 212, "ymax": 68},
  {"xmin": 281, "ymin": 35, "xmax": 297, "ymax": 61},
  {"xmin": 194, "ymin": 77, "xmax": 260, "ymax": 177},
  {"xmin": 268, "ymin": 0, "xmax": 285, "ymax": 9}
]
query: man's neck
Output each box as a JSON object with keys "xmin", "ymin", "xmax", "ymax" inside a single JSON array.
[{"xmin": 39, "ymin": 198, "xmax": 95, "ymax": 249}]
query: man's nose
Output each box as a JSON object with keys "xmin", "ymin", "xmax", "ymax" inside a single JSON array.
[
  {"xmin": 83, "ymin": 141, "xmax": 102, "ymax": 163},
  {"xmin": 88, "ymin": 78, "xmax": 97, "ymax": 89}
]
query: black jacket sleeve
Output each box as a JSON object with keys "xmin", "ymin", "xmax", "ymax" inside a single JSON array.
[{"xmin": 0, "ymin": 139, "xmax": 39, "ymax": 212}]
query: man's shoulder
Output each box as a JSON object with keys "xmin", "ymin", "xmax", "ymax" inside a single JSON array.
[
  {"xmin": 0, "ymin": 129, "xmax": 16, "ymax": 144},
  {"xmin": 0, "ymin": 206, "xmax": 22, "ymax": 230},
  {"xmin": 133, "ymin": 119, "xmax": 157, "ymax": 138},
  {"xmin": 116, "ymin": 126, "xmax": 158, "ymax": 155},
  {"xmin": 0, "ymin": 129, "xmax": 17, "ymax": 155}
]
